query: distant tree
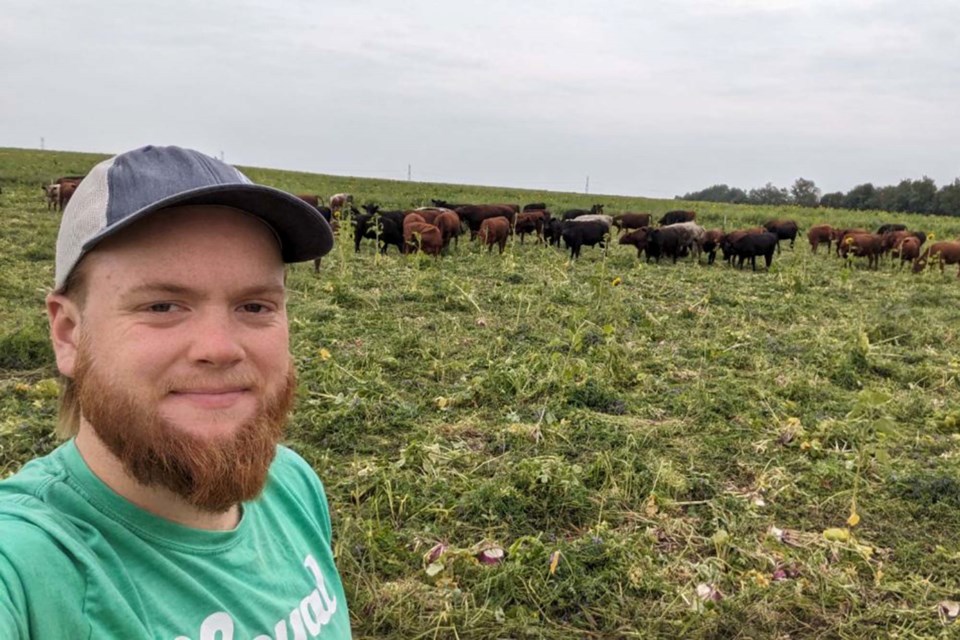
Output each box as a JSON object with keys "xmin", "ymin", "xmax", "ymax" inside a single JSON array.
[
  {"xmin": 871, "ymin": 185, "xmax": 898, "ymax": 212},
  {"xmin": 892, "ymin": 176, "xmax": 937, "ymax": 213},
  {"xmin": 790, "ymin": 177, "xmax": 821, "ymax": 207},
  {"xmin": 843, "ymin": 183, "xmax": 875, "ymax": 210},
  {"xmin": 935, "ymin": 179, "xmax": 960, "ymax": 216},
  {"xmin": 680, "ymin": 184, "xmax": 748, "ymax": 204},
  {"xmin": 820, "ymin": 192, "xmax": 845, "ymax": 208},
  {"xmin": 747, "ymin": 182, "xmax": 789, "ymax": 206}
]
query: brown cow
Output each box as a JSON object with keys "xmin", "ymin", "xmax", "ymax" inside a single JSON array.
[
  {"xmin": 896, "ymin": 236, "xmax": 921, "ymax": 268},
  {"xmin": 843, "ymin": 233, "xmax": 883, "ymax": 268},
  {"xmin": 807, "ymin": 224, "xmax": 834, "ymax": 254},
  {"xmin": 59, "ymin": 181, "xmax": 80, "ymax": 210},
  {"xmin": 434, "ymin": 210, "xmax": 461, "ymax": 249},
  {"xmin": 612, "ymin": 213, "xmax": 651, "ymax": 236},
  {"xmin": 408, "ymin": 208, "xmax": 444, "ymax": 225},
  {"xmin": 659, "ymin": 210, "xmax": 695, "ymax": 225},
  {"xmin": 403, "ymin": 214, "xmax": 442, "ymax": 256},
  {"xmin": 479, "ymin": 217, "xmax": 510, "ymax": 254},
  {"xmin": 618, "ymin": 227, "xmax": 650, "ymax": 259},
  {"xmin": 835, "ymin": 228, "xmax": 869, "ymax": 256},
  {"xmin": 456, "ymin": 205, "xmax": 515, "ymax": 240},
  {"xmin": 330, "ymin": 193, "xmax": 353, "ymax": 212},
  {"xmin": 913, "ymin": 241, "xmax": 960, "ymax": 277},
  {"xmin": 514, "ymin": 212, "xmax": 544, "ymax": 244}
]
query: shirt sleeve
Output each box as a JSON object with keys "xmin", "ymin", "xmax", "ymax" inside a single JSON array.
[{"xmin": 0, "ymin": 551, "xmax": 27, "ymax": 640}]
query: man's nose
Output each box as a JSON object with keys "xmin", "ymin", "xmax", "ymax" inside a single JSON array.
[{"xmin": 189, "ymin": 309, "xmax": 245, "ymax": 366}]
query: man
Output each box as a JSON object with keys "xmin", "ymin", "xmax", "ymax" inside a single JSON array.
[{"xmin": 0, "ymin": 145, "xmax": 352, "ymax": 638}]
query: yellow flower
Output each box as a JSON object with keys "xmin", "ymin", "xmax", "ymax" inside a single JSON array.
[
  {"xmin": 611, "ymin": 277, "xmax": 622, "ymax": 286},
  {"xmin": 318, "ymin": 348, "xmax": 331, "ymax": 361}
]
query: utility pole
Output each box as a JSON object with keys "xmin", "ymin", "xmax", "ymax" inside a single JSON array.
[
  {"xmin": 585, "ymin": 175, "xmax": 590, "ymax": 194},
  {"xmin": 40, "ymin": 137, "xmax": 45, "ymax": 151},
  {"xmin": 407, "ymin": 164, "xmax": 412, "ymax": 181},
  {"xmin": 220, "ymin": 151, "xmax": 225, "ymax": 162}
]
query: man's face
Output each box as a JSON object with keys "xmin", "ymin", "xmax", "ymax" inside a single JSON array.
[{"xmin": 68, "ymin": 205, "xmax": 295, "ymax": 512}]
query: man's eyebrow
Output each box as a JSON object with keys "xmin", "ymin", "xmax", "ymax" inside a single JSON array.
[{"xmin": 119, "ymin": 282, "xmax": 287, "ymax": 301}]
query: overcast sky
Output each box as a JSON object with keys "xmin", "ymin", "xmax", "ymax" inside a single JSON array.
[{"xmin": 2, "ymin": 0, "xmax": 958, "ymax": 197}]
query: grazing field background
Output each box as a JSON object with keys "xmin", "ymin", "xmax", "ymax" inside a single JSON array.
[{"xmin": 3, "ymin": 147, "xmax": 960, "ymax": 638}]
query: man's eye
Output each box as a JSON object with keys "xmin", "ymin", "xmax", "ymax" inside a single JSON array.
[
  {"xmin": 147, "ymin": 303, "xmax": 178, "ymax": 313},
  {"xmin": 241, "ymin": 303, "xmax": 270, "ymax": 313}
]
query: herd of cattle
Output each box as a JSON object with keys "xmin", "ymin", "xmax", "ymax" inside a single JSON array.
[{"xmin": 40, "ymin": 178, "xmax": 960, "ymax": 276}]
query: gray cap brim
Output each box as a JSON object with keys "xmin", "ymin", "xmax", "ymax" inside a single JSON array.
[{"xmin": 81, "ymin": 182, "xmax": 334, "ymax": 262}]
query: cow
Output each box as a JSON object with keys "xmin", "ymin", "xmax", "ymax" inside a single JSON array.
[
  {"xmin": 913, "ymin": 241, "xmax": 960, "ymax": 277},
  {"xmin": 568, "ymin": 214, "xmax": 613, "ymax": 230},
  {"xmin": 59, "ymin": 181, "xmax": 79, "ymax": 210},
  {"xmin": 835, "ymin": 228, "xmax": 869, "ymax": 256},
  {"xmin": 545, "ymin": 218, "xmax": 564, "ymax": 247},
  {"xmin": 619, "ymin": 227, "xmax": 650, "ymax": 259},
  {"xmin": 408, "ymin": 207, "xmax": 444, "ymax": 225},
  {"xmin": 561, "ymin": 204, "xmax": 604, "ymax": 221},
  {"xmin": 701, "ymin": 229, "xmax": 724, "ymax": 265},
  {"xmin": 842, "ymin": 233, "xmax": 883, "ymax": 269},
  {"xmin": 431, "ymin": 199, "xmax": 470, "ymax": 210},
  {"xmin": 514, "ymin": 212, "xmax": 544, "ymax": 244},
  {"xmin": 455, "ymin": 205, "xmax": 515, "ymax": 240},
  {"xmin": 403, "ymin": 213, "xmax": 442, "ymax": 256},
  {"xmin": 561, "ymin": 220, "xmax": 608, "ymax": 259},
  {"xmin": 896, "ymin": 236, "xmax": 922, "ymax": 268},
  {"xmin": 330, "ymin": 193, "xmax": 353, "ymax": 212},
  {"xmin": 807, "ymin": 224, "xmax": 834, "ymax": 254},
  {"xmin": 662, "ymin": 221, "xmax": 706, "ymax": 261},
  {"xmin": 43, "ymin": 184, "xmax": 60, "ymax": 210},
  {"xmin": 522, "ymin": 202, "xmax": 547, "ymax": 212},
  {"xmin": 730, "ymin": 231, "xmax": 778, "ymax": 271},
  {"xmin": 478, "ymin": 217, "xmax": 511, "ymax": 254},
  {"xmin": 296, "ymin": 194, "xmax": 322, "ymax": 208},
  {"xmin": 877, "ymin": 223, "xmax": 907, "ymax": 235},
  {"xmin": 658, "ymin": 210, "xmax": 696, "ymax": 226},
  {"xmin": 354, "ymin": 208, "xmax": 405, "ymax": 254},
  {"xmin": 434, "ymin": 210, "xmax": 462, "ymax": 249},
  {"xmin": 644, "ymin": 226, "xmax": 688, "ymax": 263},
  {"xmin": 720, "ymin": 228, "xmax": 765, "ymax": 265},
  {"xmin": 612, "ymin": 213, "xmax": 651, "ymax": 236},
  {"xmin": 764, "ymin": 219, "xmax": 799, "ymax": 252}
]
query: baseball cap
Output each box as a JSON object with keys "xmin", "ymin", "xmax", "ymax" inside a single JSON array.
[{"xmin": 54, "ymin": 145, "xmax": 334, "ymax": 290}]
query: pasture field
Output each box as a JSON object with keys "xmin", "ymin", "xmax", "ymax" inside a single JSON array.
[{"xmin": 3, "ymin": 147, "xmax": 960, "ymax": 638}]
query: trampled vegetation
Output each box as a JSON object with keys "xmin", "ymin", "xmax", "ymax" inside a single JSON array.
[{"xmin": 2, "ymin": 148, "xmax": 960, "ymax": 638}]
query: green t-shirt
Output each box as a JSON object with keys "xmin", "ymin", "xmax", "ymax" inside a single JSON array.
[{"xmin": 0, "ymin": 441, "xmax": 352, "ymax": 639}]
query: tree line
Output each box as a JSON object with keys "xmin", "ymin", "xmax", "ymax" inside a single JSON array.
[{"xmin": 678, "ymin": 176, "xmax": 960, "ymax": 217}]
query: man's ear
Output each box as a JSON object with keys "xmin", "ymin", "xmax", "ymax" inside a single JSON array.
[{"xmin": 47, "ymin": 293, "xmax": 82, "ymax": 378}]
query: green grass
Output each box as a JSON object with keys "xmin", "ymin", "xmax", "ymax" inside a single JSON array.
[{"xmin": 3, "ymin": 148, "xmax": 960, "ymax": 638}]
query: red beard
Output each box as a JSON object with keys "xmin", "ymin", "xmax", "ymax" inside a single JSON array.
[{"xmin": 73, "ymin": 339, "xmax": 296, "ymax": 514}]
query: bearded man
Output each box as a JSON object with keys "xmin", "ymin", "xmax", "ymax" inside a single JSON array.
[{"xmin": 0, "ymin": 145, "xmax": 352, "ymax": 638}]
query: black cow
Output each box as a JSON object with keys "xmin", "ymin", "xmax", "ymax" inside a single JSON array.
[
  {"xmin": 763, "ymin": 219, "xmax": 799, "ymax": 252},
  {"xmin": 354, "ymin": 210, "xmax": 405, "ymax": 254},
  {"xmin": 646, "ymin": 226, "xmax": 687, "ymax": 263},
  {"xmin": 730, "ymin": 231, "xmax": 778, "ymax": 271},
  {"xmin": 561, "ymin": 220, "xmax": 608, "ymax": 258},
  {"xmin": 523, "ymin": 202, "xmax": 547, "ymax": 212},
  {"xmin": 658, "ymin": 210, "xmax": 696, "ymax": 226},
  {"xmin": 877, "ymin": 223, "xmax": 907, "ymax": 235},
  {"xmin": 545, "ymin": 218, "xmax": 564, "ymax": 246}
]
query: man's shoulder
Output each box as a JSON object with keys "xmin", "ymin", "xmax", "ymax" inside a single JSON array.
[
  {"xmin": 269, "ymin": 445, "xmax": 325, "ymax": 491},
  {"xmin": 259, "ymin": 445, "xmax": 332, "ymax": 536}
]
